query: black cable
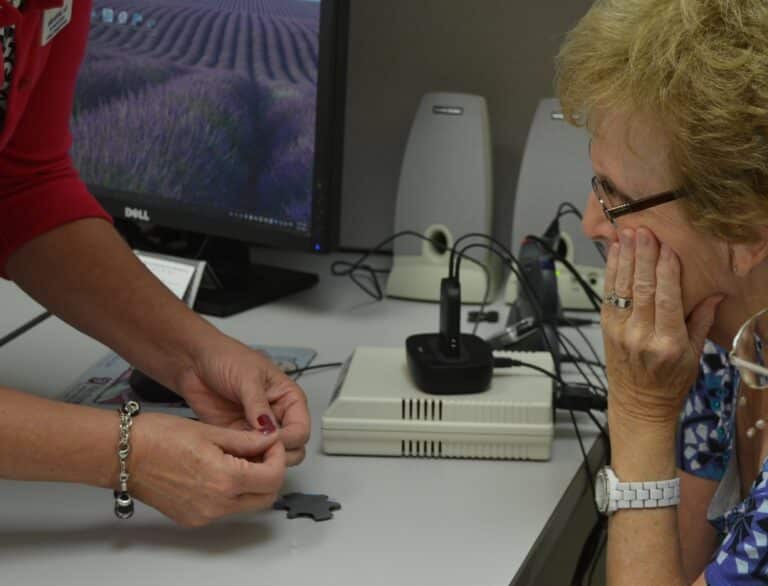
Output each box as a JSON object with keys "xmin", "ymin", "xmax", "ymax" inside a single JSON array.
[
  {"xmin": 587, "ymin": 525, "xmax": 608, "ymax": 586},
  {"xmin": 587, "ymin": 410, "xmax": 611, "ymax": 470},
  {"xmin": 569, "ymin": 406, "xmax": 610, "ymax": 586},
  {"xmin": 567, "ymin": 408, "xmax": 604, "ymax": 586},
  {"xmin": 453, "ymin": 236, "xmax": 603, "ymax": 400},
  {"xmin": 452, "ymin": 233, "xmax": 547, "ymax": 330},
  {"xmin": 331, "ymin": 230, "xmax": 421, "ymax": 300},
  {"xmin": 593, "ymin": 240, "xmax": 607, "ymax": 263},
  {"xmin": 544, "ymin": 202, "xmax": 609, "ymax": 586},
  {"xmin": 0, "ymin": 311, "xmax": 52, "ymax": 348},
  {"xmin": 556, "ymin": 201, "xmax": 583, "ymax": 220},
  {"xmin": 573, "ymin": 517, "xmax": 608, "ymax": 586},
  {"xmin": 284, "ymin": 362, "xmax": 344, "ymax": 376},
  {"xmin": 557, "ymin": 331, "xmax": 607, "ymax": 395},
  {"xmin": 333, "ymin": 230, "xmax": 490, "ymax": 303},
  {"xmin": 557, "ymin": 333, "xmax": 606, "ymax": 396},
  {"xmin": 568, "ymin": 375, "xmax": 611, "ymax": 586},
  {"xmin": 452, "ymin": 238, "xmax": 541, "ymax": 322},
  {"xmin": 459, "ymin": 227, "xmax": 608, "ymax": 586},
  {"xmin": 559, "ymin": 316, "xmax": 606, "ymax": 373},
  {"xmin": 494, "ymin": 358, "xmax": 606, "ymax": 414},
  {"xmin": 441, "ymin": 241, "xmax": 492, "ymax": 336},
  {"xmin": 554, "ymin": 200, "xmax": 607, "ymax": 263},
  {"xmin": 586, "ymin": 411, "xmax": 607, "ymax": 440},
  {"xmin": 451, "ymin": 235, "xmax": 561, "ymax": 371},
  {"xmin": 493, "ymin": 357, "xmax": 564, "ymax": 384},
  {"xmin": 450, "ymin": 232, "xmax": 516, "ymax": 282},
  {"xmin": 525, "ymin": 234, "xmax": 603, "ymax": 310},
  {"xmin": 570, "ymin": 410, "xmax": 595, "ymax": 501},
  {"xmin": 560, "ymin": 356, "xmax": 605, "ymax": 369}
]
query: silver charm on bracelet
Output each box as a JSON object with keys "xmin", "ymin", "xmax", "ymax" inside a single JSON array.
[{"xmin": 114, "ymin": 400, "xmax": 141, "ymax": 519}]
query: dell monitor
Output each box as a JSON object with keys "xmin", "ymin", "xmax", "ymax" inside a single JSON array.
[{"xmin": 71, "ymin": 0, "xmax": 349, "ymax": 316}]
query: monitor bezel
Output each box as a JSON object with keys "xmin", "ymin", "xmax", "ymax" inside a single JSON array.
[{"xmin": 83, "ymin": 0, "xmax": 349, "ymax": 254}]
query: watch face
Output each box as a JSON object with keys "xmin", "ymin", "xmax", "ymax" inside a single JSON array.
[{"xmin": 595, "ymin": 470, "xmax": 609, "ymax": 514}]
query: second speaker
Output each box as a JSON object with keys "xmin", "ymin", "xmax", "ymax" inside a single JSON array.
[{"xmin": 385, "ymin": 92, "xmax": 499, "ymax": 303}]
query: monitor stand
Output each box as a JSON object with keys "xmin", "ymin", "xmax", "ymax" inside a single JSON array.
[
  {"xmin": 117, "ymin": 222, "xmax": 319, "ymax": 317},
  {"xmin": 194, "ymin": 239, "xmax": 318, "ymax": 317},
  {"xmin": 195, "ymin": 257, "xmax": 318, "ymax": 317}
]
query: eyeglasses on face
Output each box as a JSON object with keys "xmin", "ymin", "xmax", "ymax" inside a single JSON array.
[{"xmin": 591, "ymin": 176, "xmax": 683, "ymax": 225}]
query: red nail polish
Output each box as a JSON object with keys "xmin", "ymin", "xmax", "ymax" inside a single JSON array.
[{"xmin": 257, "ymin": 414, "xmax": 277, "ymax": 434}]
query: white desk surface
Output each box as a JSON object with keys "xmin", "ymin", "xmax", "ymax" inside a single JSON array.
[{"xmin": 0, "ymin": 250, "xmax": 603, "ymax": 586}]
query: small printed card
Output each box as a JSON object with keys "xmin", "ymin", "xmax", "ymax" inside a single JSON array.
[{"xmin": 135, "ymin": 250, "xmax": 206, "ymax": 308}]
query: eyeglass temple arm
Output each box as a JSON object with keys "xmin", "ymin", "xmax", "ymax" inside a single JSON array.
[{"xmin": 610, "ymin": 192, "xmax": 679, "ymax": 220}]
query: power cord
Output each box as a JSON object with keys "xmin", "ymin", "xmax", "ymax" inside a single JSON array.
[
  {"xmin": 515, "ymin": 204, "xmax": 612, "ymax": 586},
  {"xmin": 451, "ymin": 234, "xmax": 561, "ymax": 365},
  {"xmin": 587, "ymin": 526, "xmax": 608, "ymax": 586},
  {"xmin": 551, "ymin": 200, "xmax": 607, "ymax": 263},
  {"xmin": 284, "ymin": 362, "xmax": 344, "ymax": 376},
  {"xmin": 559, "ymin": 316, "xmax": 606, "ymax": 373},
  {"xmin": 557, "ymin": 331, "xmax": 607, "ymax": 395},
  {"xmin": 0, "ymin": 311, "xmax": 52, "ymax": 348},
  {"xmin": 332, "ymin": 230, "xmax": 490, "ymax": 304},
  {"xmin": 524, "ymin": 234, "xmax": 603, "ymax": 311}
]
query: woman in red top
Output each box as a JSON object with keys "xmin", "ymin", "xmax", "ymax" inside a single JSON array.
[{"xmin": 0, "ymin": 0, "xmax": 310, "ymax": 527}]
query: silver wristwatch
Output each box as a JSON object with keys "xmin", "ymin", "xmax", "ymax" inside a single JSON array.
[{"xmin": 594, "ymin": 466, "xmax": 680, "ymax": 516}]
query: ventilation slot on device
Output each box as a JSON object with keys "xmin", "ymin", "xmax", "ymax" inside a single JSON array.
[
  {"xmin": 401, "ymin": 398, "xmax": 444, "ymax": 421},
  {"xmin": 400, "ymin": 439, "xmax": 444, "ymax": 457}
]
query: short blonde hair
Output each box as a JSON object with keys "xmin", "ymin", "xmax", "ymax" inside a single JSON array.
[{"xmin": 556, "ymin": 0, "xmax": 768, "ymax": 242}]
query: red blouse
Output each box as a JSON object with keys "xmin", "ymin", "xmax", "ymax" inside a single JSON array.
[{"xmin": 0, "ymin": 0, "xmax": 111, "ymax": 277}]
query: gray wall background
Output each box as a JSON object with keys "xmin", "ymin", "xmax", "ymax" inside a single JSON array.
[{"xmin": 338, "ymin": 0, "xmax": 592, "ymax": 250}]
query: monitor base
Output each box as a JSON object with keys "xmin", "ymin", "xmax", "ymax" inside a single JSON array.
[
  {"xmin": 115, "ymin": 221, "xmax": 319, "ymax": 317},
  {"xmin": 195, "ymin": 262, "xmax": 318, "ymax": 317}
]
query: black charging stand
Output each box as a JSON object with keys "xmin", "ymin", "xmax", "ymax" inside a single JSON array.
[{"xmin": 405, "ymin": 277, "xmax": 494, "ymax": 395}]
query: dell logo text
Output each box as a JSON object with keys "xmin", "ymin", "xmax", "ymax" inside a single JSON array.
[{"xmin": 124, "ymin": 207, "xmax": 150, "ymax": 222}]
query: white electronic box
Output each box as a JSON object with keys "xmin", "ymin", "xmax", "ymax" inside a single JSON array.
[{"xmin": 322, "ymin": 347, "xmax": 555, "ymax": 461}]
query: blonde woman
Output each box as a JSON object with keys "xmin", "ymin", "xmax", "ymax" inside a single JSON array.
[{"xmin": 558, "ymin": 0, "xmax": 768, "ymax": 583}]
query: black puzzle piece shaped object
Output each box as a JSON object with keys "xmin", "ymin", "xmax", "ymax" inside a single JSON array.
[{"xmin": 274, "ymin": 492, "xmax": 341, "ymax": 522}]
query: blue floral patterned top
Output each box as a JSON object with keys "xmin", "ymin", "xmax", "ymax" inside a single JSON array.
[{"xmin": 677, "ymin": 339, "xmax": 768, "ymax": 584}]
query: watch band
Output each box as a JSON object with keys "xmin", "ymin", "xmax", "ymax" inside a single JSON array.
[
  {"xmin": 612, "ymin": 478, "xmax": 680, "ymax": 509},
  {"xmin": 596, "ymin": 466, "xmax": 680, "ymax": 515}
]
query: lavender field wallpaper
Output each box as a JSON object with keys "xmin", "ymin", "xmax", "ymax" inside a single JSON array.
[{"xmin": 71, "ymin": 0, "xmax": 322, "ymax": 231}]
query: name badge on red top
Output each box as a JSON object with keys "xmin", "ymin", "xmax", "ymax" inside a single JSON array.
[{"xmin": 41, "ymin": 0, "xmax": 72, "ymax": 45}]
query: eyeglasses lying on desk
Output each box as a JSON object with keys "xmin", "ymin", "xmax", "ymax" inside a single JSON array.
[{"xmin": 731, "ymin": 307, "xmax": 768, "ymax": 389}]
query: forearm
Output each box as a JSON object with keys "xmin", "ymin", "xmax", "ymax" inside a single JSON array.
[
  {"xmin": 677, "ymin": 470, "xmax": 719, "ymax": 582},
  {"xmin": 0, "ymin": 386, "xmax": 118, "ymax": 488},
  {"xmin": 5, "ymin": 219, "xmax": 221, "ymax": 390},
  {"xmin": 607, "ymin": 416, "xmax": 687, "ymax": 585}
]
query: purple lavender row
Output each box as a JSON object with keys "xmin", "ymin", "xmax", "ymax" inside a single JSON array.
[
  {"xmin": 71, "ymin": 70, "xmax": 318, "ymax": 225},
  {"xmin": 71, "ymin": 72, "xmax": 272, "ymax": 205},
  {"xmin": 252, "ymin": 86, "xmax": 316, "ymax": 224},
  {"xmin": 74, "ymin": 55, "xmax": 189, "ymax": 115},
  {"xmin": 175, "ymin": 0, "xmax": 320, "ymax": 19},
  {"xmin": 87, "ymin": 4, "xmax": 317, "ymax": 84}
]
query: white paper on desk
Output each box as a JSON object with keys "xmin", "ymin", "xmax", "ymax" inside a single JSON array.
[{"xmin": 135, "ymin": 251, "xmax": 205, "ymax": 307}]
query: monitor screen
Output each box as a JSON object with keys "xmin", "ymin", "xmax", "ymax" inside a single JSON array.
[{"xmin": 71, "ymin": 0, "xmax": 346, "ymax": 253}]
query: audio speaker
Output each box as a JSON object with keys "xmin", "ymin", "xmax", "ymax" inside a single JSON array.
[
  {"xmin": 385, "ymin": 93, "xmax": 499, "ymax": 303},
  {"xmin": 506, "ymin": 98, "xmax": 604, "ymax": 309}
]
